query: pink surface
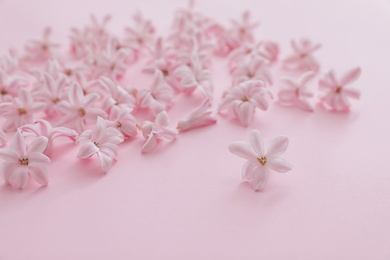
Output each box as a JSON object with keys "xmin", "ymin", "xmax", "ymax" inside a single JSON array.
[{"xmin": 1, "ymin": 0, "xmax": 390, "ymax": 259}]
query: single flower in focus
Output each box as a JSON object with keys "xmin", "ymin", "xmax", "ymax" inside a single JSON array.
[
  {"xmin": 20, "ymin": 119, "xmax": 78, "ymax": 156},
  {"xmin": 99, "ymin": 77, "xmax": 135, "ymax": 112},
  {"xmin": 319, "ymin": 67, "xmax": 361, "ymax": 111},
  {"xmin": 283, "ymin": 39, "xmax": 321, "ymax": 72},
  {"xmin": 0, "ymin": 89, "xmax": 45, "ymax": 132},
  {"xmin": 177, "ymin": 99, "xmax": 217, "ymax": 131},
  {"xmin": 77, "ymin": 116, "xmax": 124, "ymax": 172},
  {"xmin": 278, "ymin": 71, "xmax": 316, "ymax": 112},
  {"xmin": 219, "ymin": 80, "xmax": 273, "ymax": 127},
  {"xmin": 228, "ymin": 130, "xmax": 292, "ymax": 191},
  {"xmin": 141, "ymin": 111, "xmax": 178, "ymax": 153},
  {"xmin": 0, "ymin": 131, "xmax": 50, "ymax": 188},
  {"xmin": 231, "ymin": 56, "xmax": 272, "ymax": 86}
]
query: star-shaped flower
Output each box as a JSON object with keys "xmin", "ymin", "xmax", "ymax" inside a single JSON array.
[
  {"xmin": 57, "ymin": 82, "xmax": 106, "ymax": 133},
  {"xmin": 23, "ymin": 27, "xmax": 59, "ymax": 62},
  {"xmin": 20, "ymin": 119, "xmax": 78, "ymax": 156},
  {"xmin": 229, "ymin": 11, "xmax": 259, "ymax": 44},
  {"xmin": 319, "ymin": 67, "xmax": 361, "ymax": 111},
  {"xmin": 106, "ymin": 106, "xmax": 137, "ymax": 139},
  {"xmin": 228, "ymin": 130, "xmax": 292, "ymax": 191},
  {"xmin": 99, "ymin": 77, "xmax": 135, "ymax": 112},
  {"xmin": 0, "ymin": 89, "xmax": 45, "ymax": 132},
  {"xmin": 283, "ymin": 39, "xmax": 321, "ymax": 72},
  {"xmin": 77, "ymin": 116, "xmax": 124, "ymax": 172},
  {"xmin": 231, "ymin": 56, "xmax": 272, "ymax": 86},
  {"xmin": 219, "ymin": 80, "xmax": 273, "ymax": 127},
  {"xmin": 140, "ymin": 111, "xmax": 178, "ymax": 153},
  {"xmin": 278, "ymin": 71, "xmax": 316, "ymax": 112},
  {"xmin": 0, "ymin": 131, "xmax": 51, "ymax": 188}
]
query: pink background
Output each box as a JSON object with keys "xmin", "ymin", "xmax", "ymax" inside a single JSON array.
[{"xmin": 1, "ymin": 0, "xmax": 390, "ymax": 259}]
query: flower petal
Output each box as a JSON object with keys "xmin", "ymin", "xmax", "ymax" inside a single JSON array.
[
  {"xmin": 13, "ymin": 165, "xmax": 29, "ymax": 189},
  {"xmin": 155, "ymin": 111, "xmax": 169, "ymax": 127},
  {"xmin": 28, "ymin": 166, "xmax": 49, "ymax": 185},
  {"xmin": 77, "ymin": 142, "xmax": 99, "ymax": 158},
  {"xmin": 235, "ymin": 102, "xmax": 255, "ymax": 127},
  {"xmin": 251, "ymin": 166, "xmax": 270, "ymax": 191},
  {"xmin": 0, "ymin": 149, "xmax": 18, "ymax": 162},
  {"xmin": 241, "ymin": 159, "xmax": 260, "ymax": 180},
  {"xmin": 228, "ymin": 141, "xmax": 256, "ymax": 160},
  {"xmin": 249, "ymin": 130, "xmax": 264, "ymax": 156},
  {"xmin": 141, "ymin": 134, "xmax": 157, "ymax": 153},
  {"xmin": 97, "ymin": 151, "xmax": 112, "ymax": 172},
  {"xmin": 10, "ymin": 131, "xmax": 26, "ymax": 157},
  {"xmin": 28, "ymin": 152, "xmax": 51, "ymax": 165},
  {"xmin": 341, "ymin": 67, "xmax": 361, "ymax": 86},
  {"xmin": 267, "ymin": 157, "xmax": 293, "ymax": 173},
  {"xmin": 266, "ymin": 136, "xmax": 289, "ymax": 157},
  {"xmin": 28, "ymin": 136, "xmax": 48, "ymax": 154}
]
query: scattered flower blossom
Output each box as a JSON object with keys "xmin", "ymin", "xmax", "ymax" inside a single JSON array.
[
  {"xmin": 177, "ymin": 99, "xmax": 217, "ymax": 131},
  {"xmin": 283, "ymin": 39, "xmax": 321, "ymax": 72}
]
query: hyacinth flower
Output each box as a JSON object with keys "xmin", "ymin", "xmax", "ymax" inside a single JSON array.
[
  {"xmin": 0, "ymin": 131, "xmax": 51, "ymax": 189},
  {"xmin": 137, "ymin": 70, "xmax": 174, "ymax": 116},
  {"xmin": 20, "ymin": 119, "xmax": 78, "ymax": 156},
  {"xmin": 219, "ymin": 80, "xmax": 273, "ymax": 127},
  {"xmin": 32, "ymin": 72, "xmax": 68, "ymax": 117},
  {"xmin": 278, "ymin": 71, "xmax": 316, "ymax": 112},
  {"xmin": 229, "ymin": 10, "xmax": 259, "ymax": 44},
  {"xmin": 99, "ymin": 77, "xmax": 135, "ymax": 112},
  {"xmin": 140, "ymin": 111, "xmax": 178, "ymax": 153},
  {"xmin": 231, "ymin": 56, "xmax": 273, "ymax": 86},
  {"xmin": 177, "ymin": 99, "xmax": 217, "ymax": 131},
  {"xmin": 228, "ymin": 130, "xmax": 292, "ymax": 191},
  {"xmin": 23, "ymin": 27, "xmax": 59, "ymax": 62},
  {"xmin": 0, "ymin": 70, "xmax": 28, "ymax": 102},
  {"xmin": 0, "ymin": 89, "xmax": 45, "ymax": 132},
  {"xmin": 106, "ymin": 106, "xmax": 137, "ymax": 139},
  {"xmin": 283, "ymin": 39, "xmax": 321, "ymax": 72},
  {"xmin": 77, "ymin": 117, "xmax": 124, "ymax": 172},
  {"xmin": 319, "ymin": 67, "xmax": 361, "ymax": 111},
  {"xmin": 57, "ymin": 82, "xmax": 106, "ymax": 133},
  {"xmin": 0, "ymin": 51, "xmax": 20, "ymax": 74}
]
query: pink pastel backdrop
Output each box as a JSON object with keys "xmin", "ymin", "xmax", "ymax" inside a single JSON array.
[{"xmin": 1, "ymin": 0, "xmax": 390, "ymax": 259}]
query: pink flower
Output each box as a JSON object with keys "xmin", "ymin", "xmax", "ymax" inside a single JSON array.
[
  {"xmin": 57, "ymin": 82, "xmax": 106, "ymax": 133},
  {"xmin": 319, "ymin": 67, "xmax": 361, "ymax": 111},
  {"xmin": 98, "ymin": 77, "xmax": 135, "ymax": 112},
  {"xmin": 228, "ymin": 41, "xmax": 279, "ymax": 66},
  {"xmin": 77, "ymin": 117, "xmax": 124, "ymax": 172},
  {"xmin": 124, "ymin": 12, "xmax": 155, "ymax": 53},
  {"xmin": 228, "ymin": 130, "xmax": 292, "ymax": 191},
  {"xmin": 231, "ymin": 56, "xmax": 272, "ymax": 86},
  {"xmin": 0, "ymin": 131, "xmax": 51, "ymax": 188},
  {"xmin": 23, "ymin": 27, "xmax": 59, "ymax": 62},
  {"xmin": 219, "ymin": 80, "xmax": 273, "ymax": 127},
  {"xmin": 20, "ymin": 119, "xmax": 78, "ymax": 156},
  {"xmin": 174, "ymin": 54, "xmax": 213, "ymax": 99},
  {"xmin": 278, "ymin": 71, "xmax": 316, "ymax": 112},
  {"xmin": 137, "ymin": 70, "xmax": 174, "ymax": 116},
  {"xmin": 106, "ymin": 106, "xmax": 137, "ymax": 139},
  {"xmin": 229, "ymin": 11, "xmax": 259, "ymax": 44},
  {"xmin": 0, "ymin": 89, "xmax": 45, "ymax": 132},
  {"xmin": 1, "ymin": 51, "xmax": 19, "ymax": 74},
  {"xmin": 140, "ymin": 111, "xmax": 178, "ymax": 153},
  {"xmin": 32, "ymin": 72, "xmax": 67, "ymax": 117},
  {"xmin": 177, "ymin": 99, "xmax": 217, "ymax": 131},
  {"xmin": 0, "ymin": 128, "xmax": 7, "ymax": 147},
  {"xmin": 283, "ymin": 39, "xmax": 321, "ymax": 72},
  {"xmin": 0, "ymin": 70, "xmax": 28, "ymax": 102}
]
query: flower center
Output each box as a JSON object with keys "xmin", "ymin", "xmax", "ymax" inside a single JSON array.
[
  {"xmin": 18, "ymin": 108, "xmax": 27, "ymax": 115},
  {"xmin": 335, "ymin": 86, "xmax": 342, "ymax": 93},
  {"xmin": 247, "ymin": 72, "xmax": 254, "ymax": 78},
  {"xmin": 79, "ymin": 107, "xmax": 86, "ymax": 117},
  {"xmin": 257, "ymin": 156, "xmax": 267, "ymax": 166},
  {"xmin": 64, "ymin": 69, "xmax": 72, "ymax": 76},
  {"xmin": 82, "ymin": 89, "xmax": 87, "ymax": 95},
  {"xmin": 52, "ymin": 97, "xmax": 60, "ymax": 103},
  {"xmin": 162, "ymin": 69, "xmax": 169, "ymax": 77},
  {"xmin": 1, "ymin": 89, "xmax": 8, "ymax": 95},
  {"xmin": 110, "ymin": 63, "xmax": 116, "ymax": 71},
  {"xmin": 93, "ymin": 142, "xmax": 99, "ymax": 147},
  {"xmin": 116, "ymin": 122, "xmax": 122, "ymax": 128},
  {"xmin": 241, "ymin": 97, "xmax": 249, "ymax": 102},
  {"xmin": 19, "ymin": 158, "xmax": 29, "ymax": 166}
]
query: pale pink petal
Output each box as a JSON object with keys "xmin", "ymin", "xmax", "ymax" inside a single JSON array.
[
  {"xmin": 27, "ymin": 136, "xmax": 48, "ymax": 154},
  {"xmin": 296, "ymin": 98, "xmax": 314, "ymax": 112},
  {"xmin": 235, "ymin": 102, "xmax": 255, "ymax": 127},
  {"xmin": 241, "ymin": 159, "xmax": 260, "ymax": 180},
  {"xmin": 14, "ymin": 166, "xmax": 29, "ymax": 189},
  {"xmin": 340, "ymin": 67, "xmax": 361, "ymax": 86},
  {"xmin": 141, "ymin": 134, "xmax": 157, "ymax": 153},
  {"xmin": 0, "ymin": 149, "xmax": 18, "ymax": 162},
  {"xmin": 77, "ymin": 142, "xmax": 99, "ymax": 158},
  {"xmin": 27, "ymin": 152, "xmax": 51, "ymax": 165},
  {"xmin": 266, "ymin": 136, "xmax": 289, "ymax": 157},
  {"xmin": 267, "ymin": 157, "xmax": 293, "ymax": 173},
  {"xmin": 11, "ymin": 131, "xmax": 26, "ymax": 157},
  {"xmin": 251, "ymin": 166, "xmax": 270, "ymax": 191},
  {"xmin": 1, "ymin": 162, "xmax": 18, "ymax": 184},
  {"xmin": 69, "ymin": 83, "xmax": 83, "ymax": 106},
  {"xmin": 155, "ymin": 111, "xmax": 169, "ymax": 127},
  {"xmin": 343, "ymin": 88, "xmax": 361, "ymax": 99},
  {"xmin": 97, "ymin": 151, "xmax": 112, "ymax": 172},
  {"xmin": 249, "ymin": 130, "xmax": 264, "ymax": 156},
  {"xmin": 228, "ymin": 141, "xmax": 256, "ymax": 160},
  {"xmin": 28, "ymin": 166, "xmax": 49, "ymax": 185}
]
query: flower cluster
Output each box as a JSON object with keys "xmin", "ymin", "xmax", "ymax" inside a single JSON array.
[{"xmin": 0, "ymin": 1, "xmax": 361, "ymax": 190}]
